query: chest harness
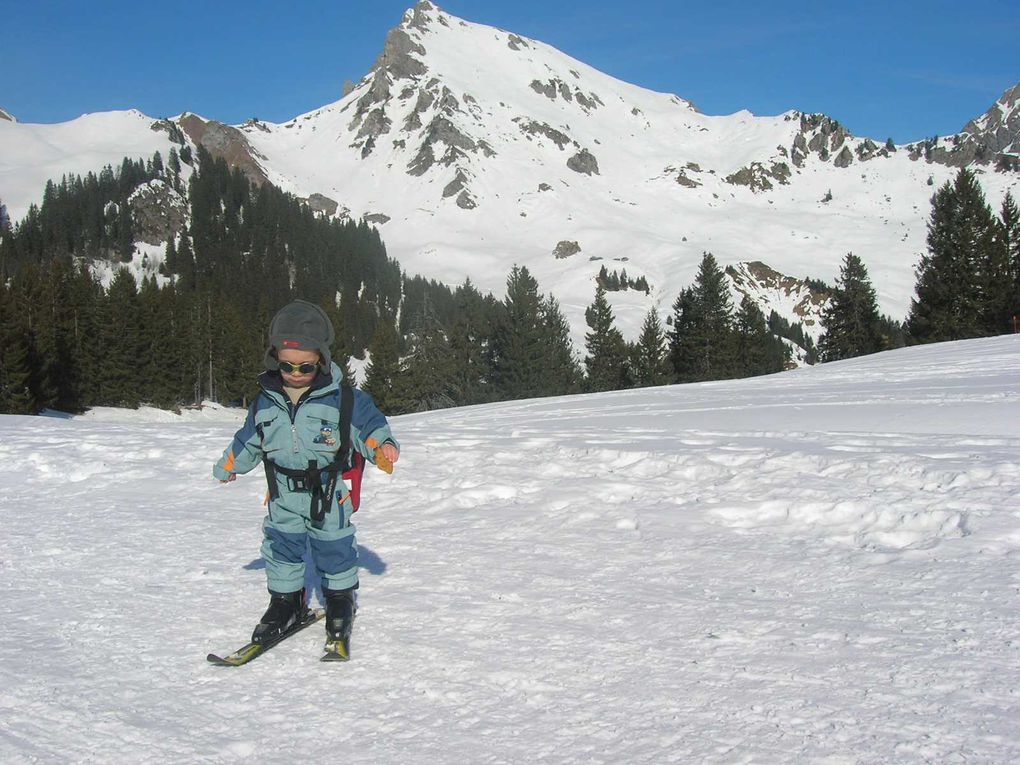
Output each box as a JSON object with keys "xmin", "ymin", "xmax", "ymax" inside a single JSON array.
[{"xmin": 260, "ymin": 385, "xmax": 366, "ymax": 524}]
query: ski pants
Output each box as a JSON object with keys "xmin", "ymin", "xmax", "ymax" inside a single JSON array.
[{"xmin": 261, "ymin": 485, "xmax": 359, "ymax": 594}]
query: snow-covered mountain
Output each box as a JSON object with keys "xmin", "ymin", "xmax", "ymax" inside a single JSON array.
[{"xmin": 1, "ymin": 1, "xmax": 1018, "ymax": 346}]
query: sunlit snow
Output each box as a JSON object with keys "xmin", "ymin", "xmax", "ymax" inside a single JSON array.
[{"xmin": 1, "ymin": 336, "xmax": 1018, "ymax": 762}]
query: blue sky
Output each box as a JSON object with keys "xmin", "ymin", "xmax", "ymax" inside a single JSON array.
[{"xmin": 2, "ymin": 0, "xmax": 1017, "ymax": 143}]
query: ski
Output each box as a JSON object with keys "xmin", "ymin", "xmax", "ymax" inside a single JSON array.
[
  {"xmin": 320, "ymin": 637, "xmax": 351, "ymax": 662},
  {"xmin": 207, "ymin": 608, "xmax": 326, "ymax": 667}
]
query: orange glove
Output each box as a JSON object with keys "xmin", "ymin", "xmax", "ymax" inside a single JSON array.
[{"xmin": 366, "ymin": 438, "xmax": 397, "ymax": 474}]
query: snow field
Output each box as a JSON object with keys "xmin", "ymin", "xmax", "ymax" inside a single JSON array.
[{"xmin": 0, "ymin": 336, "xmax": 1018, "ymax": 763}]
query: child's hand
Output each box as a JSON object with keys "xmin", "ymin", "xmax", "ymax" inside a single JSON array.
[
  {"xmin": 367, "ymin": 438, "xmax": 399, "ymax": 474},
  {"xmin": 380, "ymin": 443, "xmax": 399, "ymax": 465},
  {"xmin": 219, "ymin": 474, "xmax": 237, "ymax": 483}
]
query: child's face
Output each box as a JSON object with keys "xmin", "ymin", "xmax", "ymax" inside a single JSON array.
[{"xmin": 277, "ymin": 348, "xmax": 321, "ymax": 387}]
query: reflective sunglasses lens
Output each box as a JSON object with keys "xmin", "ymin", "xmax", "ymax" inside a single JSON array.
[{"xmin": 279, "ymin": 361, "xmax": 317, "ymax": 374}]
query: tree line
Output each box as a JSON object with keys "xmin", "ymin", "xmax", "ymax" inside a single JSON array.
[
  {"xmin": 0, "ymin": 153, "xmax": 1015, "ymax": 417},
  {"xmin": 0, "ymin": 146, "xmax": 401, "ymax": 413}
]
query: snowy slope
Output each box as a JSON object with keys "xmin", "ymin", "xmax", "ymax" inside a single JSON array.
[
  {"xmin": 0, "ymin": 109, "xmax": 181, "ymax": 217},
  {"xmin": 1, "ymin": 2, "xmax": 1018, "ymax": 347},
  {"xmin": 1, "ymin": 335, "xmax": 1018, "ymax": 763}
]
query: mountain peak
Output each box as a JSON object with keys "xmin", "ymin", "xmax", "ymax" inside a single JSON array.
[
  {"xmin": 406, "ymin": 0, "xmax": 441, "ymax": 30},
  {"xmin": 960, "ymin": 80, "xmax": 1020, "ymax": 155}
]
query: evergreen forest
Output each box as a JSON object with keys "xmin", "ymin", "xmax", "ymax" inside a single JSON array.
[{"xmin": 0, "ymin": 151, "xmax": 1016, "ymax": 417}]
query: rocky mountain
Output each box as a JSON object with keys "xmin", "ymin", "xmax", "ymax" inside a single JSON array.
[
  {"xmin": 960, "ymin": 82, "xmax": 1020, "ymax": 157},
  {"xmin": 1, "ymin": 1, "xmax": 1018, "ymax": 348},
  {"xmin": 726, "ymin": 261, "xmax": 828, "ymax": 339}
]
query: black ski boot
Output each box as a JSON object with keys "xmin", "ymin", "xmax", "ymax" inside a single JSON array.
[
  {"xmin": 251, "ymin": 589, "xmax": 307, "ymax": 644},
  {"xmin": 322, "ymin": 587, "xmax": 356, "ymax": 661}
]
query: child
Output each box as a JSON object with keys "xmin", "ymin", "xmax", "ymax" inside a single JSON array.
[{"xmin": 213, "ymin": 299, "xmax": 399, "ymax": 659}]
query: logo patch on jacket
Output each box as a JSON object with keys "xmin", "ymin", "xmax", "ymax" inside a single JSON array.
[{"xmin": 314, "ymin": 421, "xmax": 337, "ymax": 446}]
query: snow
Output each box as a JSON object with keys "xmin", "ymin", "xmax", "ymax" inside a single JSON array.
[
  {"xmin": 2, "ymin": 335, "xmax": 1019, "ymax": 763},
  {"xmin": 0, "ymin": 110, "xmax": 180, "ymax": 221}
]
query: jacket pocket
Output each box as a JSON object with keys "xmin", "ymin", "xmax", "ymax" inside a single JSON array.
[
  {"xmin": 254, "ymin": 408, "xmax": 285, "ymax": 456},
  {"xmin": 304, "ymin": 412, "xmax": 342, "ymax": 461}
]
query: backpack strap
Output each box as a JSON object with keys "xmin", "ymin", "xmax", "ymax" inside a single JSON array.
[
  {"xmin": 338, "ymin": 383, "xmax": 368, "ymax": 512},
  {"xmin": 339, "ymin": 384, "xmax": 353, "ymax": 464}
]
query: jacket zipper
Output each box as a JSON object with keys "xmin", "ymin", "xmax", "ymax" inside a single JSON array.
[{"xmin": 283, "ymin": 387, "xmax": 329, "ymax": 453}]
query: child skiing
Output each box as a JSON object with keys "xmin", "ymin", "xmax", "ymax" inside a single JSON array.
[{"xmin": 212, "ymin": 299, "xmax": 399, "ymax": 661}]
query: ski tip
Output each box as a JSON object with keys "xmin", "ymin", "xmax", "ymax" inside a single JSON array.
[
  {"xmin": 320, "ymin": 641, "xmax": 351, "ymax": 662},
  {"xmin": 320, "ymin": 653, "xmax": 350, "ymax": 662}
]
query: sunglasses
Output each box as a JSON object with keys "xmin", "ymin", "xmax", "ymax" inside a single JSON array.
[{"xmin": 278, "ymin": 361, "xmax": 319, "ymax": 375}]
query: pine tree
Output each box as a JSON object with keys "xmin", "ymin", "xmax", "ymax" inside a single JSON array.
[
  {"xmin": 68, "ymin": 263, "xmax": 103, "ymax": 407},
  {"xmin": 176, "ymin": 227, "xmax": 196, "ymax": 290},
  {"xmin": 734, "ymin": 295, "xmax": 787, "ymax": 375},
  {"xmin": 161, "ymin": 237, "xmax": 178, "ymax": 277},
  {"xmin": 167, "ymin": 149, "xmax": 182, "ymax": 189},
  {"xmin": 981, "ymin": 193, "xmax": 1015, "ymax": 335},
  {"xmin": 539, "ymin": 294, "xmax": 581, "ymax": 396},
  {"xmin": 147, "ymin": 282, "xmax": 189, "ymax": 409},
  {"xmin": 490, "ymin": 265, "xmax": 547, "ymax": 401},
  {"xmin": 96, "ymin": 268, "xmax": 142, "ymax": 408},
  {"xmin": 137, "ymin": 275, "xmax": 167, "ymax": 405},
  {"xmin": 584, "ymin": 283, "xmax": 629, "ymax": 391},
  {"xmin": 906, "ymin": 168, "xmax": 996, "ymax": 342},
  {"xmin": 448, "ymin": 279, "xmax": 495, "ymax": 406},
  {"xmin": 397, "ymin": 292, "xmax": 458, "ymax": 412},
  {"xmin": 0, "ymin": 279, "xmax": 35, "ymax": 413},
  {"xmin": 999, "ymin": 192, "xmax": 1020, "ymax": 329},
  {"xmin": 9, "ymin": 263, "xmax": 59, "ymax": 410},
  {"xmin": 632, "ymin": 307, "xmax": 670, "ymax": 387},
  {"xmin": 668, "ymin": 287, "xmax": 700, "ymax": 382},
  {"xmin": 321, "ymin": 299, "xmax": 356, "ymax": 383},
  {"xmin": 363, "ymin": 317, "xmax": 401, "ymax": 413},
  {"xmin": 818, "ymin": 253, "xmax": 884, "ymax": 361},
  {"xmin": 685, "ymin": 252, "xmax": 737, "ymax": 381}
]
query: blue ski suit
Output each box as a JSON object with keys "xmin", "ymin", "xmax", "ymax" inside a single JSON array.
[{"xmin": 213, "ymin": 363, "xmax": 397, "ymax": 594}]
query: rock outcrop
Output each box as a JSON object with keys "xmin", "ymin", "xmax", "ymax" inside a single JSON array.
[
  {"xmin": 128, "ymin": 180, "xmax": 188, "ymax": 245},
  {"xmin": 176, "ymin": 114, "xmax": 268, "ymax": 185}
]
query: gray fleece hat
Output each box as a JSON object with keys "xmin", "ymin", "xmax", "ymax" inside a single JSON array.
[{"xmin": 264, "ymin": 299, "xmax": 334, "ymax": 371}]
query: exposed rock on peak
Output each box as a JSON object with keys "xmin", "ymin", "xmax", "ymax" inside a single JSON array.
[
  {"xmin": 789, "ymin": 112, "xmax": 851, "ymax": 166},
  {"xmin": 725, "ymin": 162, "xmax": 790, "ymax": 192},
  {"xmin": 150, "ymin": 118, "xmax": 186, "ymax": 144},
  {"xmin": 373, "ymin": 26, "xmax": 428, "ymax": 82},
  {"xmin": 177, "ymin": 114, "xmax": 268, "ymax": 185},
  {"xmin": 726, "ymin": 261, "xmax": 829, "ymax": 339},
  {"xmin": 507, "ymin": 34, "xmax": 529, "ymax": 51},
  {"xmin": 304, "ymin": 193, "xmax": 339, "ymax": 217},
  {"xmin": 960, "ymin": 81, "xmax": 1020, "ymax": 156},
  {"xmin": 516, "ymin": 118, "xmax": 572, "ymax": 150},
  {"xmin": 529, "ymin": 78, "xmax": 604, "ymax": 112},
  {"xmin": 567, "ymin": 148, "xmax": 600, "ymax": 175},
  {"xmin": 407, "ymin": 1, "xmax": 440, "ymax": 31},
  {"xmin": 554, "ymin": 240, "xmax": 581, "ymax": 259}
]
